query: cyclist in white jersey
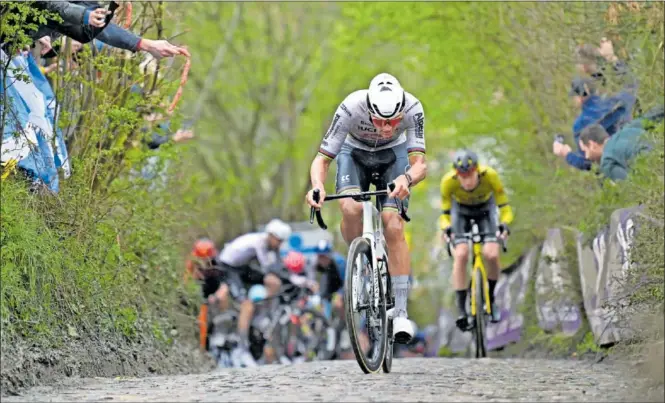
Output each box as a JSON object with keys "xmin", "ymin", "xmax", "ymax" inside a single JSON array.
[
  {"xmin": 213, "ymin": 219, "xmax": 292, "ymax": 367},
  {"xmin": 305, "ymin": 73, "xmax": 427, "ymax": 343}
]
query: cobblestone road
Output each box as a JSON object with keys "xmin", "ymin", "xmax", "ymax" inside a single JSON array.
[{"xmin": 4, "ymin": 358, "xmax": 635, "ymax": 402}]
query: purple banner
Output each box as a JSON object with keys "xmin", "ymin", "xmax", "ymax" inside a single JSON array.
[{"xmin": 485, "ymin": 246, "xmax": 538, "ymax": 351}]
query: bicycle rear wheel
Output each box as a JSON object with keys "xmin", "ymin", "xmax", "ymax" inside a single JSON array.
[
  {"xmin": 382, "ymin": 319, "xmax": 394, "ymax": 372},
  {"xmin": 271, "ymin": 308, "xmax": 299, "ymax": 362},
  {"xmin": 299, "ymin": 308, "xmax": 336, "ymax": 361},
  {"xmin": 473, "ymin": 269, "xmax": 488, "ymax": 358},
  {"xmin": 344, "ymin": 237, "xmax": 387, "ymax": 374},
  {"xmin": 382, "ymin": 264, "xmax": 394, "ymax": 373}
]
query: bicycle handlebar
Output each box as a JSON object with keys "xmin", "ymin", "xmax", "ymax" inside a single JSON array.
[{"xmin": 309, "ymin": 185, "xmax": 410, "ymax": 230}]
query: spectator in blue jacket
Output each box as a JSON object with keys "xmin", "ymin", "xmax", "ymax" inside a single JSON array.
[{"xmin": 553, "ymin": 77, "xmax": 635, "ymax": 170}]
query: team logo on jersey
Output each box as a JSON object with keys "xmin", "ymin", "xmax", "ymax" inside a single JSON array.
[
  {"xmin": 340, "ymin": 103, "xmax": 352, "ymax": 117},
  {"xmin": 413, "ymin": 112, "xmax": 424, "ymax": 139},
  {"xmin": 324, "ymin": 113, "xmax": 342, "ymax": 139},
  {"xmin": 357, "ymin": 119, "xmax": 377, "ymax": 134},
  {"xmin": 404, "ymin": 101, "xmax": 420, "ymax": 114}
]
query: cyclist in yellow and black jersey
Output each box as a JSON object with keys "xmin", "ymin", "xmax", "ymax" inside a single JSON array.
[{"xmin": 439, "ymin": 149, "xmax": 514, "ymax": 325}]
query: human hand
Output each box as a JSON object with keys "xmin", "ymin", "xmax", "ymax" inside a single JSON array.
[
  {"xmin": 497, "ymin": 224, "xmax": 510, "ymax": 240},
  {"xmin": 442, "ymin": 227, "xmax": 453, "ymax": 243},
  {"xmin": 306, "ymin": 187, "xmax": 325, "ymax": 209},
  {"xmin": 599, "ymin": 37, "xmax": 617, "ymax": 62},
  {"xmin": 173, "ymin": 129, "xmax": 194, "ymax": 142},
  {"xmin": 388, "ymin": 175, "xmax": 410, "ymax": 200},
  {"xmin": 37, "ymin": 36, "xmax": 52, "ymax": 55},
  {"xmin": 87, "ymin": 8, "xmax": 110, "ymax": 28},
  {"xmin": 140, "ymin": 39, "xmax": 189, "ymax": 59},
  {"xmin": 552, "ymin": 141, "xmax": 572, "ymax": 158}
]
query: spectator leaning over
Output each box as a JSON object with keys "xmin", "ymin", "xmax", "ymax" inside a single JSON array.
[
  {"xmin": 553, "ymin": 77, "xmax": 634, "ymax": 171},
  {"xmin": 554, "ymin": 37, "xmax": 639, "ymax": 170},
  {"xmin": 73, "ymin": 1, "xmax": 190, "ymax": 59},
  {"xmin": 21, "ymin": 1, "xmax": 112, "ymax": 46},
  {"xmin": 578, "ymin": 119, "xmax": 651, "ymax": 182},
  {"xmin": 29, "ymin": 1, "xmax": 189, "ymax": 69}
]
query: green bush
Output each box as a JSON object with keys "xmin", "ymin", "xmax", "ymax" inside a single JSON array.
[{"xmin": 1, "ymin": 2, "xmax": 203, "ymax": 354}]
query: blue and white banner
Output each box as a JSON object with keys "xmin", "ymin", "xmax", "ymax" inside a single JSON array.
[{"xmin": 1, "ymin": 50, "xmax": 70, "ymax": 192}]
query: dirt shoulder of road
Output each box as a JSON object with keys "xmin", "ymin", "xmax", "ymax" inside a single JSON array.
[{"xmin": 0, "ymin": 331, "xmax": 215, "ymax": 397}]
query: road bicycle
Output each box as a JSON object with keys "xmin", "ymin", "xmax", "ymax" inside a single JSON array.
[
  {"xmin": 446, "ymin": 218, "xmax": 507, "ymax": 358},
  {"xmin": 309, "ymin": 176, "xmax": 410, "ymax": 374},
  {"xmin": 262, "ymin": 284, "xmax": 336, "ymax": 364}
]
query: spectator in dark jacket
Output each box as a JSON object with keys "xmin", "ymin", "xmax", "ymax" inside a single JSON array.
[
  {"xmin": 553, "ymin": 77, "xmax": 634, "ymax": 170},
  {"xmin": 25, "ymin": 0, "xmax": 188, "ymax": 62},
  {"xmin": 578, "ymin": 120, "xmax": 651, "ymax": 182},
  {"xmin": 29, "ymin": 1, "xmax": 111, "ymax": 43},
  {"xmin": 0, "ymin": 1, "xmax": 109, "ymax": 54}
]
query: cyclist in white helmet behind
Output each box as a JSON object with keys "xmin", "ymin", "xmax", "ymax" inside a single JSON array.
[
  {"xmin": 214, "ymin": 218, "xmax": 293, "ymax": 367},
  {"xmin": 305, "ymin": 73, "xmax": 427, "ymax": 344}
]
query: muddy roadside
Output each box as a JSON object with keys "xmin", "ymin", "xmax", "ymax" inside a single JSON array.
[{"xmin": 1, "ymin": 330, "xmax": 215, "ymax": 397}]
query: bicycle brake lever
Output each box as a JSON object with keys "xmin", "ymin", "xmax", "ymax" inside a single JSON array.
[
  {"xmin": 310, "ymin": 189, "xmax": 328, "ymax": 230},
  {"xmin": 316, "ymin": 211, "xmax": 328, "ymax": 230},
  {"xmin": 395, "ymin": 197, "xmax": 411, "ymax": 222},
  {"xmin": 310, "ymin": 189, "xmax": 319, "ymax": 224}
]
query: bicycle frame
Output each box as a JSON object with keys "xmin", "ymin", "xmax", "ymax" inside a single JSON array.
[
  {"xmin": 446, "ymin": 220, "xmax": 507, "ymax": 318},
  {"xmin": 468, "ymin": 223, "xmax": 492, "ymax": 317},
  {"xmin": 361, "ymin": 197, "xmax": 385, "ymax": 310},
  {"xmin": 310, "ymin": 186, "xmax": 410, "ymax": 373},
  {"xmin": 310, "ymin": 186, "xmax": 407, "ymax": 311}
]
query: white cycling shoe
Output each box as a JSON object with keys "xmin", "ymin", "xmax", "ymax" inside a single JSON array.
[{"xmin": 387, "ymin": 308, "xmax": 414, "ymax": 344}]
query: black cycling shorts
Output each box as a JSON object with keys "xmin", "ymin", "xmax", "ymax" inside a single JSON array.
[
  {"xmin": 240, "ymin": 266, "xmax": 267, "ymax": 286},
  {"xmin": 334, "ymin": 142, "xmax": 410, "ymax": 212},
  {"xmin": 451, "ymin": 199, "xmax": 499, "ymax": 246},
  {"xmin": 200, "ymin": 267, "xmax": 247, "ymax": 302}
]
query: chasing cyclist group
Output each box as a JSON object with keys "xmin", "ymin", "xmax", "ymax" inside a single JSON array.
[{"xmin": 187, "ymin": 72, "xmax": 514, "ymax": 366}]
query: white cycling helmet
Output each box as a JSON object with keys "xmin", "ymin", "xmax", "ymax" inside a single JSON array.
[
  {"xmin": 265, "ymin": 219, "xmax": 292, "ymax": 241},
  {"xmin": 366, "ymin": 73, "xmax": 406, "ymax": 119}
]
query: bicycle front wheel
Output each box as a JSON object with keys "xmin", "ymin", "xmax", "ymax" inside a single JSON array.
[
  {"xmin": 473, "ymin": 269, "xmax": 488, "ymax": 358},
  {"xmin": 344, "ymin": 237, "xmax": 387, "ymax": 373}
]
